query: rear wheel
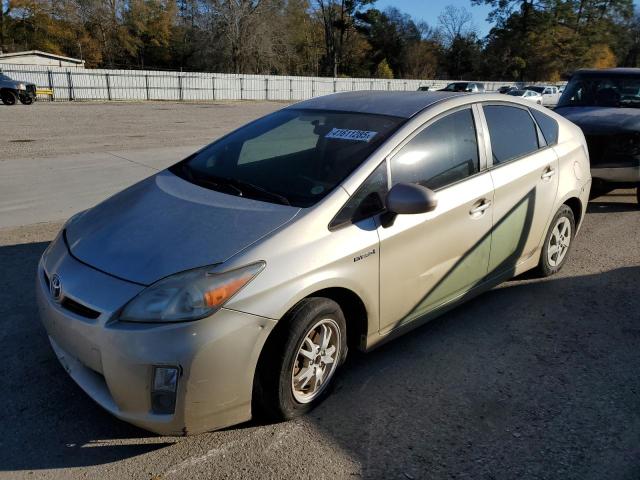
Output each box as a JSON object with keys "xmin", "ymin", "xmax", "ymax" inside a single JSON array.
[
  {"xmin": 537, "ymin": 204, "xmax": 575, "ymax": 277},
  {"xmin": 254, "ymin": 297, "xmax": 347, "ymax": 421},
  {"xmin": 1, "ymin": 90, "xmax": 17, "ymax": 105}
]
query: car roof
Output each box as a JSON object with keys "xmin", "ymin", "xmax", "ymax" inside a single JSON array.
[
  {"xmin": 288, "ymin": 91, "xmax": 463, "ymax": 119},
  {"xmin": 572, "ymin": 68, "xmax": 640, "ymax": 76}
]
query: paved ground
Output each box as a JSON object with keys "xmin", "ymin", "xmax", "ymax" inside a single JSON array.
[
  {"xmin": 0, "ymin": 101, "xmax": 286, "ymax": 227},
  {"xmin": 1, "ymin": 102, "xmax": 639, "ymax": 479}
]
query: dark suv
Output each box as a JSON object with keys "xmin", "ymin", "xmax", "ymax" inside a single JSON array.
[
  {"xmin": 0, "ymin": 72, "xmax": 37, "ymax": 105},
  {"xmin": 555, "ymin": 68, "xmax": 640, "ymax": 204},
  {"xmin": 439, "ymin": 82, "xmax": 485, "ymax": 93}
]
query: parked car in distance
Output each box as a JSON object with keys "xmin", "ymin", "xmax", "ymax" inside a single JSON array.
[
  {"xmin": 417, "ymin": 86, "xmax": 430, "ymax": 91},
  {"xmin": 37, "ymin": 91, "xmax": 591, "ymax": 436},
  {"xmin": 506, "ymin": 89, "xmax": 543, "ymax": 104},
  {"xmin": 524, "ymin": 85, "xmax": 561, "ymax": 107},
  {"xmin": 0, "ymin": 72, "xmax": 36, "ymax": 105},
  {"xmin": 498, "ymin": 85, "xmax": 518, "ymax": 94},
  {"xmin": 555, "ymin": 68, "xmax": 640, "ymax": 204},
  {"xmin": 439, "ymin": 82, "xmax": 485, "ymax": 93}
]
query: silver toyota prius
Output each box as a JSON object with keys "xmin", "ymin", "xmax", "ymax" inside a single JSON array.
[{"xmin": 37, "ymin": 91, "xmax": 591, "ymax": 435}]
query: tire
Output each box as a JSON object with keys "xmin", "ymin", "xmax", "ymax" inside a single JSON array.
[
  {"xmin": 254, "ymin": 297, "xmax": 347, "ymax": 421},
  {"xmin": 537, "ymin": 204, "xmax": 575, "ymax": 277},
  {"xmin": 19, "ymin": 95, "xmax": 34, "ymax": 105},
  {"xmin": 1, "ymin": 90, "xmax": 17, "ymax": 106}
]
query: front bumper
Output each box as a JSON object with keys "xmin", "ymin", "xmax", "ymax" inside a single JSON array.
[{"xmin": 37, "ymin": 235, "xmax": 276, "ymax": 435}]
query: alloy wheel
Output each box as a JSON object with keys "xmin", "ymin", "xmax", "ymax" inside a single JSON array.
[
  {"xmin": 547, "ymin": 216, "xmax": 572, "ymax": 267},
  {"xmin": 291, "ymin": 318, "xmax": 341, "ymax": 404}
]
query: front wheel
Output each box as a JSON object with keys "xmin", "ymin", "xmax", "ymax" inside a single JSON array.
[
  {"xmin": 19, "ymin": 94, "xmax": 34, "ymax": 105},
  {"xmin": 254, "ymin": 297, "xmax": 347, "ymax": 421},
  {"xmin": 1, "ymin": 90, "xmax": 17, "ymax": 105},
  {"xmin": 537, "ymin": 204, "xmax": 575, "ymax": 277}
]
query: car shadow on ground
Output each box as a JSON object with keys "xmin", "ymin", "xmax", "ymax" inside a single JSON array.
[
  {"xmin": 1, "ymin": 236, "xmax": 639, "ymax": 478},
  {"xmin": 587, "ymin": 202, "xmax": 638, "ymax": 213},
  {"xmin": 0, "ymin": 241, "xmax": 175, "ymax": 471},
  {"xmin": 311, "ymin": 265, "xmax": 640, "ymax": 479}
]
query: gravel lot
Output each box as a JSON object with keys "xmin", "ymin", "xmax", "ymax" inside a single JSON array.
[
  {"xmin": 0, "ymin": 102, "xmax": 639, "ymax": 480},
  {"xmin": 1, "ymin": 101, "xmax": 286, "ymax": 160}
]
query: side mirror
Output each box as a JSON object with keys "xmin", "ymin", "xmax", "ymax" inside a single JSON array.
[{"xmin": 381, "ymin": 183, "xmax": 437, "ymax": 227}]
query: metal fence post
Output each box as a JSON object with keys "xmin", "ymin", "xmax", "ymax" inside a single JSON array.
[
  {"xmin": 333, "ymin": 79, "xmax": 337, "ymax": 92},
  {"xmin": 404, "ymin": 81, "xmax": 407, "ymax": 91},
  {"xmin": 289, "ymin": 78, "xmax": 293, "ymax": 100},
  {"xmin": 105, "ymin": 73, "xmax": 111, "ymax": 101},
  {"xmin": 66, "ymin": 71, "xmax": 75, "ymax": 101},
  {"xmin": 178, "ymin": 75, "xmax": 183, "ymax": 101},
  {"xmin": 264, "ymin": 77, "xmax": 269, "ymax": 100},
  {"xmin": 47, "ymin": 70, "xmax": 54, "ymax": 101},
  {"xmin": 212, "ymin": 76, "xmax": 216, "ymax": 100},
  {"xmin": 240, "ymin": 77, "xmax": 244, "ymax": 100},
  {"xmin": 387, "ymin": 81, "xmax": 390, "ymax": 91},
  {"xmin": 145, "ymin": 74, "xmax": 150, "ymax": 100},
  {"xmin": 352, "ymin": 80, "xmax": 355, "ymax": 91},
  {"xmin": 370, "ymin": 80, "xmax": 373, "ymax": 90},
  {"xmin": 311, "ymin": 79, "xmax": 315, "ymax": 97}
]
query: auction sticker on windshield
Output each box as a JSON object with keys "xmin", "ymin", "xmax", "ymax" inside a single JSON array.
[{"xmin": 325, "ymin": 128, "xmax": 378, "ymax": 142}]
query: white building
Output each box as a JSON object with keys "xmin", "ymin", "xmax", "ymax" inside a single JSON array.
[{"xmin": 0, "ymin": 50, "xmax": 84, "ymax": 68}]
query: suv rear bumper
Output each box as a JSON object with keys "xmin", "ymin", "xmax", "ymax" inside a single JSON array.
[{"xmin": 592, "ymin": 165, "xmax": 640, "ymax": 183}]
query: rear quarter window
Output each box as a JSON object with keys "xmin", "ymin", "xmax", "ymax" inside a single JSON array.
[{"xmin": 530, "ymin": 109, "xmax": 559, "ymax": 146}]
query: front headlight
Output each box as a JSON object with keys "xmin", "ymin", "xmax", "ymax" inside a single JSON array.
[
  {"xmin": 120, "ymin": 262, "xmax": 265, "ymax": 322},
  {"xmin": 17, "ymin": 83, "xmax": 26, "ymax": 90}
]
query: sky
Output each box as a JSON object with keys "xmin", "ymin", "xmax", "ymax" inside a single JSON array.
[{"xmin": 375, "ymin": 0, "xmax": 495, "ymax": 37}]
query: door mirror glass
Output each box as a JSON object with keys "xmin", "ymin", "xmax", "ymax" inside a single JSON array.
[{"xmin": 385, "ymin": 182, "xmax": 437, "ymax": 215}]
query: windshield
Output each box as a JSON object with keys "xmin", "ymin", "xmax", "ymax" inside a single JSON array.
[
  {"xmin": 525, "ymin": 86, "xmax": 544, "ymax": 93},
  {"xmin": 507, "ymin": 90, "xmax": 526, "ymax": 96},
  {"xmin": 558, "ymin": 74, "xmax": 640, "ymax": 108},
  {"xmin": 170, "ymin": 109, "xmax": 404, "ymax": 207},
  {"xmin": 443, "ymin": 83, "xmax": 467, "ymax": 91}
]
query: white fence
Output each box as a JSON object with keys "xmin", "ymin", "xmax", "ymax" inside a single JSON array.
[{"xmin": 1, "ymin": 64, "xmax": 519, "ymax": 102}]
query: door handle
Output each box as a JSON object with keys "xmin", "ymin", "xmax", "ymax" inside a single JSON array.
[
  {"xmin": 541, "ymin": 166, "xmax": 556, "ymax": 180},
  {"xmin": 469, "ymin": 199, "xmax": 491, "ymax": 217}
]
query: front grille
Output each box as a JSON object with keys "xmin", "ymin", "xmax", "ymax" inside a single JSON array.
[
  {"xmin": 586, "ymin": 133, "xmax": 640, "ymax": 167},
  {"xmin": 44, "ymin": 269, "xmax": 100, "ymax": 319},
  {"xmin": 61, "ymin": 298, "xmax": 101, "ymax": 319}
]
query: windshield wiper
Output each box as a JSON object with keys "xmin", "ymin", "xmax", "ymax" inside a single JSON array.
[
  {"xmin": 174, "ymin": 164, "xmax": 290, "ymax": 206},
  {"xmin": 223, "ymin": 178, "xmax": 291, "ymax": 206},
  {"xmin": 177, "ymin": 165, "xmax": 244, "ymax": 196}
]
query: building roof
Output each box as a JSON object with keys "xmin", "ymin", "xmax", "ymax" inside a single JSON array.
[
  {"xmin": 0, "ymin": 50, "xmax": 84, "ymax": 64},
  {"xmin": 289, "ymin": 90, "xmax": 463, "ymax": 119}
]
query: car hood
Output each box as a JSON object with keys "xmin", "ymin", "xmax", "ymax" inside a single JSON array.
[
  {"xmin": 65, "ymin": 170, "xmax": 300, "ymax": 285},
  {"xmin": 555, "ymin": 106, "xmax": 640, "ymax": 135}
]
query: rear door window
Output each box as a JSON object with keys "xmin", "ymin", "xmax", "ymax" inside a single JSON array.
[{"xmin": 483, "ymin": 105, "xmax": 539, "ymax": 165}]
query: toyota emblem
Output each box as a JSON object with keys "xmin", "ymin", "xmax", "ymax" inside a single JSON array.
[{"xmin": 50, "ymin": 274, "xmax": 62, "ymax": 301}]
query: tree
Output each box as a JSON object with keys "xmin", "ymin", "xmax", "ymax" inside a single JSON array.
[
  {"xmin": 314, "ymin": 0, "xmax": 375, "ymax": 76},
  {"xmin": 374, "ymin": 58, "xmax": 392, "ymax": 77},
  {"xmin": 437, "ymin": 5, "xmax": 474, "ymax": 47}
]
